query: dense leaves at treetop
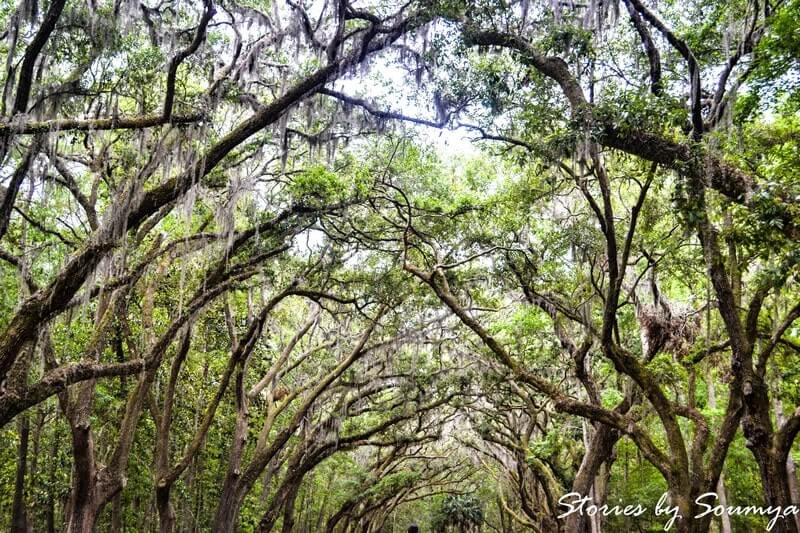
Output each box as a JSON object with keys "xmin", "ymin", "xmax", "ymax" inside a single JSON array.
[{"xmin": 0, "ymin": 0, "xmax": 798, "ymax": 531}]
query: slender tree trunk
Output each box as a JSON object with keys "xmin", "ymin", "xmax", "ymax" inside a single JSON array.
[
  {"xmin": 183, "ymin": 364, "xmax": 205, "ymax": 532},
  {"xmin": 708, "ymin": 369, "xmax": 732, "ymax": 533},
  {"xmin": 787, "ymin": 455, "xmax": 800, "ymax": 533},
  {"xmin": 496, "ymin": 496, "xmax": 510, "ymax": 533},
  {"xmin": 189, "ymin": 456, "xmax": 203, "ymax": 533},
  {"xmin": 714, "ymin": 475, "xmax": 733, "ymax": 533},
  {"xmin": 110, "ymin": 493, "xmax": 123, "ymax": 532},
  {"xmin": 776, "ymin": 396, "xmax": 800, "ymax": 532},
  {"xmin": 315, "ymin": 471, "xmax": 337, "ymax": 531},
  {"xmin": 300, "ymin": 481, "xmax": 313, "ymax": 533},
  {"xmin": 11, "ymin": 413, "xmax": 30, "ymax": 533},
  {"xmin": 45, "ymin": 421, "xmax": 60, "ymax": 533}
]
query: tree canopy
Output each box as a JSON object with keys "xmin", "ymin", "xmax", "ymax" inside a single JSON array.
[{"xmin": 0, "ymin": 0, "xmax": 798, "ymax": 532}]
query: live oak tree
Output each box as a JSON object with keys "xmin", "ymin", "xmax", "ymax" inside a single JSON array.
[{"xmin": 0, "ymin": 0, "xmax": 798, "ymax": 532}]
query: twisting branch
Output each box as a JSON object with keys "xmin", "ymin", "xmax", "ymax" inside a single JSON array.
[
  {"xmin": 11, "ymin": 0, "xmax": 67, "ymax": 115},
  {"xmin": 49, "ymin": 157, "xmax": 98, "ymax": 230},
  {"xmin": 624, "ymin": 0, "xmax": 703, "ymax": 138},
  {"xmin": 0, "ymin": 6, "xmax": 430, "ymax": 385},
  {"xmin": 319, "ymin": 88, "xmax": 455, "ymax": 128},
  {"xmin": 163, "ymin": 0, "xmax": 216, "ymax": 120},
  {"xmin": 402, "ymin": 259, "xmax": 671, "ymax": 477},
  {"xmin": 287, "ymin": 0, "xmax": 326, "ymax": 52},
  {"xmin": 756, "ymin": 301, "xmax": 800, "ymax": 374},
  {"xmin": 464, "ymin": 29, "xmax": 588, "ymax": 113},
  {"xmin": 0, "ymin": 359, "xmax": 147, "ymax": 426},
  {"xmin": 0, "ymin": 140, "xmax": 39, "ymax": 241},
  {"xmin": 0, "ymin": 113, "xmax": 204, "ymax": 135},
  {"xmin": 621, "ymin": 0, "xmax": 662, "ymax": 95},
  {"xmin": 708, "ymin": 1, "xmax": 765, "ymax": 128}
]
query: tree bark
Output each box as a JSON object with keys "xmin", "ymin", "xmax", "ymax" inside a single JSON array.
[
  {"xmin": 63, "ymin": 424, "xmax": 99, "ymax": 533},
  {"xmin": 110, "ymin": 494, "xmax": 123, "ymax": 533},
  {"xmin": 45, "ymin": 422, "xmax": 60, "ymax": 533},
  {"xmin": 708, "ymin": 369, "xmax": 733, "ymax": 533},
  {"xmin": 788, "ymin": 455, "xmax": 800, "ymax": 532},
  {"xmin": 745, "ymin": 442, "xmax": 798, "ymax": 533},
  {"xmin": 10, "ymin": 413, "xmax": 30, "ymax": 533},
  {"xmin": 564, "ymin": 423, "xmax": 621, "ymax": 532},
  {"xmin": 156, "ymin": 485, "xmax": 177, "ymax": 533},
  {"xmin": 280, "ymin": 482, "xmax": 302, "ymax": 533},
  {"xmin": 211, "ymin": 357, "xmax": 250, "ymax": 533}
]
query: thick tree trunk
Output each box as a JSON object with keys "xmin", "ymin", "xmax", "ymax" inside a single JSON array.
[
  {"xmin": 156, "ymin": 485, "xmax": 177, "ymax": 533},
  {"xmin": 670, "ymin": 492, "xmax": 696, "ymax": 533},
  {"xmin": 742, "ymin": 391, "xmax": 798, "ymax": 532},
  {"xmin": 773, "ymin": 396, "xmax": 800, "ymax": 532},
  {"xmin": 590, "ymin": 461, "xmax": 612, "ymax": 533},
  {"xmin": 258, "ymin": 474, "xmax": 304, "ymax": 532},
  {"xmin": 63, "ymin": 425, "xmax": 99, "ymax": 533},
  {"xmin": 280, "ymin": 483, "xmax": 302, "ymax": 533},
  {"xmin": 327, "ymin": 500, "xmax": 356, "ymax": 533},
  {"xmin": 213, "ymin": 410, "xmax": 249, "ymax": 531},
  {"xmin": 756, "ymin": 449, "xmax": 798, "ymax": 533},
  {"xmin": 564, "ymin": 423, "xmax": 621, "ymax": 532},
  {"xmin": 212, "ymin": 483, "xmax": 244, "ymax": 533},
  {"xmin": 212, "ymin": 360, "xmax": 249, "ymax": 533}
]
